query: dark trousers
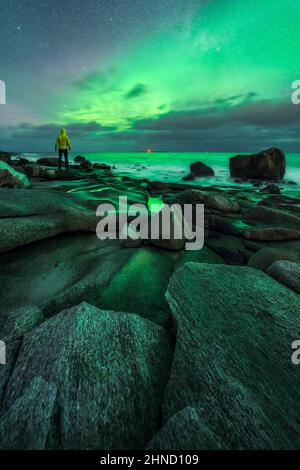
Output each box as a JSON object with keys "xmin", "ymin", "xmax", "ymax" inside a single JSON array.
[{"xmin": 58, "ymin": 149, "xmax": 69, "ymax": 169}]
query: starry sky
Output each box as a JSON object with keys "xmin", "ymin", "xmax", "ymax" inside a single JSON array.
[{"xmin": 0, "ymin": 0, "xmax": 299, "ymax": 152}]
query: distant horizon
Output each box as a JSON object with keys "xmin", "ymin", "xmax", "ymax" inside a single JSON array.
[{"xmin": 2, "ymin": 148, "xmax": 300, "ymax": 156}]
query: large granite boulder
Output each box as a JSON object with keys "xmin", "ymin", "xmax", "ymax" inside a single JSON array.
[
  {"xmin": 0, "ymin": 306, "xmax": 44, "ymax": 342},
  {"xmin": 189, "ymin": 161, "xmax": 214, "ymax": 177},
  {"xmin": 175, "ymin": 246, "xmax": 224, "ymax": 269},
  {"xmin": 0, "ymin": 340, "xmax": 21, "ymax": 406},
  {"xmin": 0, "ymin": 161, "xmax": 30, "ymax": 189},
  {"xmin": 0, "ymin": 376, "xmax": 57, "ymax": 450},
  {"xmin": 230, "ymin": 148, "xmax": 286, "ymax": 180},
  {"xmin": 163, "ymin": 263, "xmax": 300, "ymax": 449},
  {"xmin": 267, "ymin": 260, "xmax": 300, "ymax": 294},
  {"xmin": 259, "ymin": 183, "xmax": 281, "ymax": 195},
  {"xmin": 1, "ymin": 302, "xmax": 172, "ymax": 449},
  {"xmin": 147, "ymin": 407, "xmax": 219, "ymax": 450}
]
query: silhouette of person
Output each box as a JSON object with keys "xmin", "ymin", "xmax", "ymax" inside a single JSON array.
[{"xmin": 55, "ymin": 128, "xmax": 71, "ymax": 169}]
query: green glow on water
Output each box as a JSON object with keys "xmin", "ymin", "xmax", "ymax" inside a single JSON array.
[{"xmin": 148, "ymin": 196, "xmax": 165, "ymax": 214}]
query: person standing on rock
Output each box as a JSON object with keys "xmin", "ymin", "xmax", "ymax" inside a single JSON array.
[{"xmin": 55, "ymin": 128, "xmax": 71, "ymax": 170}]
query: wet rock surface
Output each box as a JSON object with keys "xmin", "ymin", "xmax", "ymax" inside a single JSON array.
[
  {"xmin": 190, "ymin": 161, "xmax": 215, "ymax": 177},
  {"xmin": 0, "ymin": 161, "xmax": 30, "ymax": 189},
  {"xmin": 0, "ymin": 152, "xmax": 300, "ymax": 449},
  {"xmin": 230, "ymin": 148, "xmax": 286, "ymax": 180},
  {"xmin": 162, "ymin": 263, "xmax": 300, "ymax": 449},
  {"xmin": 267, "ymin": 260, "xmax": 300, "ymax": 294},
  {"xmin": 1, "ymin": 302, "xmax": 172, "ymax": 450}
]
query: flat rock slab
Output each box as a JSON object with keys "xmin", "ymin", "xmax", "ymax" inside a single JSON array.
[
  {"xmin": 0, "ymin": 188, "xmax": 97, "ymax": 254},
  {"xmin": 1, "ymin": 302, "xmax": 172, "ymax": 450},
  {"xmin": 0, "ymin": 233, "xmax": 123, "ymax": 315},
  {"xmin": 164, "ymin": 263, "xmax": 300, "ymax": 449},
  {"xmin": 98, "ymin": 247, "xmax": 175, "ymax": 327}
]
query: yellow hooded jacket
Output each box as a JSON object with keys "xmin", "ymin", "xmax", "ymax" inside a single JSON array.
[{"xmin": 55, "ymin": 128, "xmax": 71, "ymax": 151}]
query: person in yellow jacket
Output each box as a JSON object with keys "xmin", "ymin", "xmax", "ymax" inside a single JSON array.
[{"xmin": 55, "ymin": 128, "xmax": 71, "ymax": 169}]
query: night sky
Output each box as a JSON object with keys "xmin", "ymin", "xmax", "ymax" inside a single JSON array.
[{"xmin": 0, "ymin": 0, "xmax": 299, "ymax": 152}]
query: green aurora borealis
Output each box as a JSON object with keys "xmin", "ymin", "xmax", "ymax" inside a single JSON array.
[{"xmin": 1, "ymin": 0, "xmax": 300, "ymax": 152}]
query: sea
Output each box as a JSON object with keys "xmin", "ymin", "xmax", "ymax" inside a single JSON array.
[{"xmin": 21, "ymin": 151, "xmax": 300, "ymax": 190}]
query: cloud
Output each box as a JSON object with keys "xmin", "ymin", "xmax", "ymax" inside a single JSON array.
[
  {"xmin": 102, "ymin": 121, "xmax": 298, "ymax": 153},
  {"xmin": 132, "ymin": 99, "xmax": 300, "ymax": 133},
  {"xmin": 7, "ymin": 121, "xmax": 116, "ymax": 140},
  {"xmin": 72, "ymin": 69, "xmax": 117, "ymax": 92},
  {"xmin": 213, "ymin": 92, "xmax": 258, "ymax": 107},
  {"xmin": 125, "ymin": 84, "xmax": 148, "ymax": 99},
  {"xmin": 1, "ymin": 96, "xmax": 300, "ymax": 152}
]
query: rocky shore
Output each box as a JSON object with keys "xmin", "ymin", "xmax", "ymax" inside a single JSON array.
[{"xmin": 0, "ymin": 148, "xmax": 300, "ymax": 449}]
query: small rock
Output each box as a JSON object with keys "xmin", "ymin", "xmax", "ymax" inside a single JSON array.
[
  {"xmin": 74, "ymin": 155, "xmax": 93, "ymax": 170},
  {"xmin": 174, "ymin": 189, "xmax": 204, "ymax": 204},
  {"xmin": 36, "ymin": 157, "xmax": 58, "ymax": 167},
  {"xmin": 93, "ymin": 163, "xmax": 111, "ymax": 171},
  {"xmin": 248, "ymin": 247, "xmax": 300, "ymax": 272},
  {"xmin": 182, "ymin": 173, "xmax": 196, "ymax": 182},
  {"xmin": 14, "ymin": 157, "xmax": 30, "ymax": 166},
  {"xmin": 190, "ymin": 161, "xmax": 214, "ymax": 177},
  {"xmin": 242, "ymin": 227, "xmax": 300, "ymax": 241},
  {"xmin": 0, "ymin": 161, "xmax": 30, "ymax": 189},
  {"xmin": 174, "ymin": 190, "xmax": 240, "ymax": 213},
  {"xmin": 0, "ymin": 151, "xmax": 12, "ymax": 164},
  {"xmin": 260, "ymin": 184, "xmax": 281, "ymax": 195},
  {"xmin": 33, "ymin": 166, "xmax": 57, "ymax": 179},
  {"xmin": 203, "ymin": 194, "xmax": 240, "ymax": 213}
]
